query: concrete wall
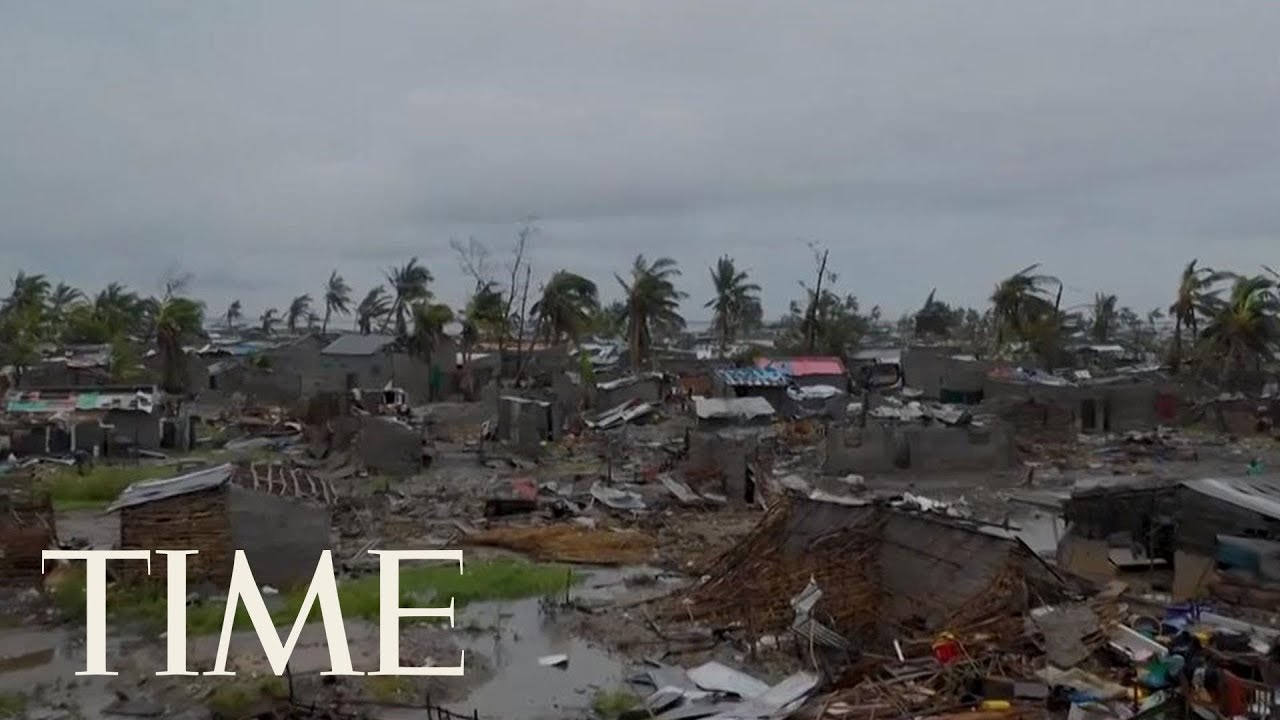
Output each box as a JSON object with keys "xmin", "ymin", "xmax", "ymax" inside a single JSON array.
[
  {"xmin": 984, "ymin": 378, "xmax": 1162, "ymax": 434},
  {"xmin": 228, "ymin": 486, "xmax": 331, "ymax": 589},
  {"xmin": 686, "ymin": 428, "xmax": 771, "ymax": 504},
  {"xmin": 352, "ymin": 416, "xmax": 422, "ymax": 476},
  {"xmin": 902, "ymin": 348, "xmax": 990, "ymax": 399},
  {"xmin": 825, "ymin": 421, "xmax": 1014, "ymax": 474}
]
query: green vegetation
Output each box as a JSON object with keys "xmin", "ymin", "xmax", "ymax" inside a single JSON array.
[
  {"xmin": 208, "ymin": 676, "xmax": 286, "ymax": 717},
  {"xmin": 52, "ymin": 559, "xmax": 575, "ymax": 637},
  {"xmin": 41, "ymin": 464, "xmax": 176, "ymax": 510},
  {"xmin": 365, "ymin": 676, "xmax": 415, "ymax": 703},
  {"xmin": 592, "ymin": 689, "xmax": 641, "ymax": 719},
  {"xmin": 0, "ymin": 692, "xmax": 27, "ymax": 719}
]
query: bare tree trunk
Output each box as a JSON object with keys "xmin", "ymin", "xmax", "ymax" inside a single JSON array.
[
  {"xmin": 498, "ymin": 226, "xmax": 530, "ymax": 379},
  {"xmin": 804, "ymin": 249, "xmax": 829, "ymax": 354},
  {"xmin": 513, "ymin": 266, "xmax": 532, "ymax": 381}
]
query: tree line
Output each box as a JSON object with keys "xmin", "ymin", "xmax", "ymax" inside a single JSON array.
[{"xmin": 2, "ymin": 237, "xmax": 1277, "ymax": 392}]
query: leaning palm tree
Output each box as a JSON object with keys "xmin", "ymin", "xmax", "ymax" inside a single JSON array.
[
  {"xmin": 259, "ymin": 308, "xmax": 279, "ymax": 335},
  {"xmin": 1197, "ymin": 275, "xmax": 1280, "ymax": 383},
  {"xmin": 46, "ymin": 283, "xmax": 83, "ymax": 338},
  {"xmin": 286, "ymin": 294, "xmax": 312, "ymax": 333},
  {"xmin": 224, "ymin": 300, "xmax": 242, "ymax": 329},
  {"xmin": 616, "ymin": 255, "xmax": 686, "ymax": 368},
  {"xmin": 384, "ymin": 258, "xmax": 433, "ymax": 338},
  {"xmin": 356, "ymin": 287, "xmax": 391, "ymax": 335},
  {"xmin": 532, "ymin": 271, "xmax": 599, "ymax": 346},
  {"xmin": 990, "ymin": 264, "xmax": 1059, "ymax": 346},
  {"xmin": 1170, "ymin": 259, "xmax": 1231, "ymax": 368},
  {"xmin": 4, "ymin": 271, "xmax": 51, "ymax": 314},
  {"xmin": 704, "ymin": 256, "xmax": 760, "ymax": 355},
  {"xmin": 153, "ymin": 295, "xmax": 205, "ymax": 393},
  {"xmin": 411, "ymin": 302, "xmax": 455, "ymax": 400},
  {"xmin": 94, "ymin": 282, "xmax": 142, "ymax": 338},
  {"xmin": 321, "ymin": 270, "xmax": 352, "ymax": 333},
  {"xmin": 1090, "ymin": 293, "xmax": 1119, "ymax": 343}
]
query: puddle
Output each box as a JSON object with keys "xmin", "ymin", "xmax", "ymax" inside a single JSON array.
[
  {"xmin": 450, "ymin": 597, "xmax": 627, "ymax": 720},
  {"xmin": 0, "ymin": 626, "xmax": 124, "ymax": 717}
]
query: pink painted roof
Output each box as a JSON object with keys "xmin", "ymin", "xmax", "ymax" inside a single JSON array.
[{"xmin": 755, "ymin": 356, "xmax": 847, "ymax": 377}]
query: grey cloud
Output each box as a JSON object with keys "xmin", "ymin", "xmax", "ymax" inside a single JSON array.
[{"xmin": 2, "ymin": 1, "xmax": 1279, "ymax": 320}]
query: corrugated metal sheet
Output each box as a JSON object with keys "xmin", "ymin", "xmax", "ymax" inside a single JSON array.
[
  {"xmin": 106, "ymin": 464, "xmax": 233, "ymax": 513},
  {"xmin": 5, "ymin": 386, "xmax": 157, "ymax": 415},
  {"xmin": 321, "ymin": 333, "xmax": 397, "ymax": 356},
  {"xmin": 716, "ymin": 367, "xmax": 788, "ymax": 387},
  {"xmin": 1182, "ymin": 477, "xmax": 1280, "ymax": 520},
  {"xmin": 693, "ymin": 396, "xmax": 776, "ymax": 420},
  {"xmin": 758, "ymin": 356, "xmax": 847, "ymax": 377}
]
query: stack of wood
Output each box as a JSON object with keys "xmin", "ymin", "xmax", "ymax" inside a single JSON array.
[{"xmin": 0, "ymin": 484, "xmax": 55, "ymax": 586}]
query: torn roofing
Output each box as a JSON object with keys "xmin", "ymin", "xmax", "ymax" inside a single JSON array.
[
  {"xmin": 716, "ymin": 367, "xmax": 789, "ymax": 387},
  {"xmin": 321, "ymin": 333, "xmax": 397, "ymax": 356},
  {"xmin": 1181, "ymin": 477, "xmax": 1280, "ymax": 520},
  {"xmin": 694, "ymin": 395, "xmax": 776, "ymax": 420},
  {"xmin": 758, "ymin": 356, "xmax": 847, "ymax": 377},
  {"xmin": 106, "ymin": 463, "xmax": 233, "ymax": 513}
]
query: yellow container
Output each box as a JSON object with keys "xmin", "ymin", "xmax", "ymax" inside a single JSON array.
[{"xmin": 979, "ymin": 700, "xmax": 1012, "ymax": 711}]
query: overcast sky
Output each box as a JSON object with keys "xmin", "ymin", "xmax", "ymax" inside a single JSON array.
[{"xmin": 2, "ymin": 2, "xmax": 1278, "ymax": 325}]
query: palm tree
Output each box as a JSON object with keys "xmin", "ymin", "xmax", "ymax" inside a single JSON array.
[
  {"xmin": 616, "ymin": 255, "xmax": 686, "ymax": 368},
  {"xmin": 1197, "ymin": 275, "xmax": 1280, "ymax": 382},
  {"xmin": 1170, "ymin": 259, "xmax": 1231, "ymax": 368},
  {"xmin": 47, "ymin": 283, "xmax": 83, "ymax": 338},
  {"xmin": 384, "ymin": 258, "xmax": 433, "ymax": 337},
  {"xmin": 321, "ymin": 270, "xmax": 352, "ymax": 333},
  {"xmin": 704, "ymin": 256, "xmax": 760, "ymax": 355},
  {"xmin": 411, "ymin": 302, "xmax": 454, "ymax": 399},
  {"xmin": 4, "ymin": 271, "xmax": 50, "ymax": 314},
  {"xmin": 1090, "ymin": 293, "xmax": 1119, "ymax": 343},
  {"xmin": 286, "ymin": 294, "xmax": 312, "ymax": 333},
  {"xmin": 990, "ymin": 264, "xmax": 1059, "ymax": 346},
  {"xmin": 94, "ymin": 283, "xmax": 142, "ymax": 338},
  {"xmin": 259, "ymin": 308, "xmax": 279, "ymax": 335},
  {"xmin": 356, "ymin": 287, "xmax": 391, "ymax": 335},
  {"xmin": 532, "ymin": 271, "xmax": 599, "ymax": 346},
  {"xmin": 153, "ymin": 295, "xmax": 205, "ymax": 393},
  {"xmin": 224, "ymin": 300, "xmax": 242, "ymax": 329}
]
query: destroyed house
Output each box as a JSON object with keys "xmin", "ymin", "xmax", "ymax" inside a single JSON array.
[
  {"xmin": 757, "ymin": 356, "xmax": 849, "ymax": 391},
  {"xmin": 901, "ymin": 346, "xmax": 990, "ymax": 402},
  {"xmin": 109, "ymin": 463, "xmax": 331, "ymax": 589},
  {"xmin": 984, "ymin": 369, "xmax": 1169, "ymax": 434},
  {"xmin": 595, "ymin": 372, "xmax": 666, "ymax": 409},
  {"xmin": 670, "ymin": 498, "xmax": 1066, "ymax": 647},
  {"xmin": 317, "ymin": 333, "xmax": 452, "ymax": 404},
  {"xmin": 687, "ymin": 397, "xmax": 778, "ymax": 505},
  {"xmin": 0, "ymin": 485, "xmax": 55, "ymax": 586},
  {"xmin": 714, "ymin": 367, "xmax": 790, "ymax": 412},
  {"xmin": 3, "ymin": 385, "xmax": 192, "ymax": 455},
  {"xmin": 497, "ymin": 395, "xmax": 559, "ymax": 446},
  {"xmin": 1060, "ymin": 476, "xmax": 1280, "ymax": 602}
]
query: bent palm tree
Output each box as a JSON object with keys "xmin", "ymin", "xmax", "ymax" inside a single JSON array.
[
  {"xmin": 47, "ymin": 283, "xmax": 83, "ymax": 338},
  {"xmin": 532, "ymin": 271, "xmax": 599, "ymax": 346},
  {"xmin": 385, "ymin": 258, "xmax": 433, "ymax": 338},
  {"xmin": 617, "ymin": 255, "xmax": 686, "ymax": 368},
  {"xmin": 990, "ymin": 264, "xmax": 1059, "ymax": 346},
  {"xmin": 1090, "ymin": 293, "xmax": 1119, "ymax": 343},
  {"xmin": 1170, "ymin": 259, "xmax": 1231, "ymax": 368},
  {"xmin": 259, "ymin": 308, "xmax": 279, "ymax": 335},
  {"xmin": 286, "ymin": 294, "xmax": 312, "ymax": 333},
  {"xmin": 225, "ymin": 300, "xmax": 243, "ymax": 329},
  {"xmin": 153, "ymin": 295, "xmax": 205, "ymax": 393},
  {"xmin": 3, "ymin": 271, "xmax": 50, "ymax": 316},
  {"xmin": 1197, "ymin": 275, "xmax": 1280, "ymax": 382},
  {"xmin": 356, "ymin": 287, "xmax": 391, "ymax": 335},
  {"xmin": 704, "ymin": 256, "xmax": 760, "ymax": 355},
  {"xmin": 322, "ymin": 270, "xmax": 352, "ymax": 333}
]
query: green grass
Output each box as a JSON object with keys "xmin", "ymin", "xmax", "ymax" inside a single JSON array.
[
  {"xmin": 365, "ymin": 676, "xmax": 416, "ymax": 703},
  {"xmin": 592, "ymin": 689, "xmax": 641, "ymax": 719},
  {"xmin": 207, "ymin": 677, "xmax": 286, "ymax": 718},
  {"xmin": 41, "ymin": 463, "xmax": 179, "ymax": 510},
  {"xmin": 53, "ymin": 559, "xmax": 577, "ymax": 636},
  {"xmin": 0, "ymin": 692, "xmax": 27, "ymax": 719}
]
